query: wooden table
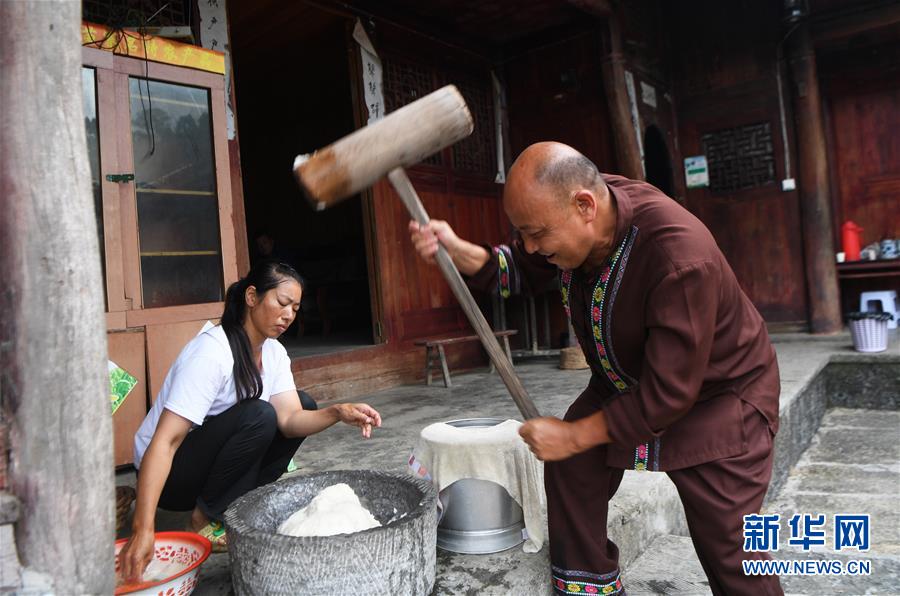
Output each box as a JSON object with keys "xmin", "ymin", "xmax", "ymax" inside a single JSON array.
[{"xmin": 836, "ymin": 260, "xmax": 900, "ymax": 280}]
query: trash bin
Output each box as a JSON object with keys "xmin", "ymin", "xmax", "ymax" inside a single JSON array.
[{"xmin": 847, "ymin": 312, "xmax": 894, "ymax": 353}]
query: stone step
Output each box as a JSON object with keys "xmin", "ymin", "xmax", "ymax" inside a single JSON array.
[
  {"xmin": 623, "ymin": 407, "xmax": 900, "ymax": 596},
  {"xmin": 607, "ymin": 471, "xmax": 687, "ymax": 569},
  {"xmin": 622, "ymin": 533, "xmax": 900, "ymax": 595},
  {"xmin": 621, "ymin": 535, "xmax": 709, "ymax": 595}
]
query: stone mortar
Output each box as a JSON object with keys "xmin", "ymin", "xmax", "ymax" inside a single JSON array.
[{"xmin": 224, "ymin": 470, "xmax": 437, "ymax": 596}]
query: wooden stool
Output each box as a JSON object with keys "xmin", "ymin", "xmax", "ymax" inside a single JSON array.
[{"xmin": 415, "ymin": 330, "xmax": 517, "ymax": 388}]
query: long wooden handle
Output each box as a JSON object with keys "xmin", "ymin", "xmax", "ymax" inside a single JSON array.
[{"xmin": 388, "ymin": 168, "xmax": 541, "ymax": 420}]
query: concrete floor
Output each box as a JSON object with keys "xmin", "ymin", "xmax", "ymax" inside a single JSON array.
[{"xmin": 117, "ymin": 332, "xmax": 899, "ymax": 595}]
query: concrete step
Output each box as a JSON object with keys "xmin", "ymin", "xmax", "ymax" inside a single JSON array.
[{"xmin": 621, "ymin": 408, "xmax": 900, "ymax": 595}]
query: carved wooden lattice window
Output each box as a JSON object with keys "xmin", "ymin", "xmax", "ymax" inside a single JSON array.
[
  {"xmin": 383, "ymin": 56, "xmax": 443, "ymax": 166},
  {"xmin": 451, "ymin": 75, "xmax": 496, "ymax": 177},
  {"xmin": 383, "ymin": 55, "xmax": 496, "ymax": 177},
  {"xmin": 701, "ymin": 122, "xmax": 775, "ymax": 194}
]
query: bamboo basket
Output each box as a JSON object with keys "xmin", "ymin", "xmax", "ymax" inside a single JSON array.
[
  {"xmin": 559, "ymin": 346, "xmax": 589, "ymax": 370},
  {"xmin": 116, "ymin": 486, "xmax": 136, "ymax": 534}
]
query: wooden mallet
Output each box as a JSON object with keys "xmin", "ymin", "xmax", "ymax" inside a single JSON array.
[{"xmin": 293, "ymin": 85, "xmax": 540, "ymax": 420}]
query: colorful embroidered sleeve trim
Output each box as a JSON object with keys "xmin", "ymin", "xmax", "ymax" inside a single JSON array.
[
  {"xmin": 552, "ymin": 568, "xmax": 623, "ymax": 595},
  {"xmin": 633, "ymin": 436, "xmax": 661, "ymax": 471},
  {"xmin": 634, "ymin": 442, "xmax": 650, "ymax": 470},
  {"xmin": 494, "ymin": 244, "xmax": 515, "ymax": 299}
]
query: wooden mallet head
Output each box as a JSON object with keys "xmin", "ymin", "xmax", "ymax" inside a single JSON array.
[{"xmin": 293, "ymin": 85, "xmax": 473, "ymax": 211}]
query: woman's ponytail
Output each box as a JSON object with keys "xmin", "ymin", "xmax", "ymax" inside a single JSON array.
[{"xmin": 221, "ymin": 278, "xmax": 263, "ymax": 402}]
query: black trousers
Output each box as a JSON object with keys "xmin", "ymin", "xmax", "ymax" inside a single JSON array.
[{"xmin": 156, "ymin": 391, "xmax": 317, "ymax": 520}]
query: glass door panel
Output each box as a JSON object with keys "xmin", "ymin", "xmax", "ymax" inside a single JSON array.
[
  {"xmin": 129, "ymin": 77, "xmax": 224, "ymax": 308},
  {"xmin": 82, "ymin": 67, "xmax": 106, "ymax": 303}
]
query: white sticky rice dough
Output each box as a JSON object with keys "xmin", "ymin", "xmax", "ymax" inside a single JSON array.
[
  {"xmin": 277, "ymin": 483, "xmax": 381, "ymax": 537},
  {"xmin": 115, "ymin": 558, "xmax": 184, "ymax": 588}
]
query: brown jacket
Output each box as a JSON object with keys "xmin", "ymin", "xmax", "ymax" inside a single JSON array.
[{"xmin": 469, "ymin": 174, "xmax": 779, "ymax": 471}]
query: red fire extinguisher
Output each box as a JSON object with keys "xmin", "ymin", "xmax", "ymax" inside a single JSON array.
[{"xmin": 841, "ymin": 221, "xmax": 863, "ymax": 261}]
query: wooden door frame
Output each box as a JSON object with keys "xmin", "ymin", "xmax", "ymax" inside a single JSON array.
[{"xmin": 345, "ymin": 21, "xmax": 386, "ymax": 344}]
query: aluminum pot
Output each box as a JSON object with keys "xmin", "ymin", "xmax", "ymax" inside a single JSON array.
[{"xmin": 436, "ymin": 418, "xmax": 526, "ymax": 554}]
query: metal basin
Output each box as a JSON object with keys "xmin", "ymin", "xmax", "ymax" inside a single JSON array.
[{"xmin": 436, "ymin": 418, "xmax": 526, "ymax": 554}]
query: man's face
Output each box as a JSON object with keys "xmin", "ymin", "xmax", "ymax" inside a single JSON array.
[
  {"xmin": 256, "ymin": 234, "xmax": 274, "ymax": 256},
  {"xmin": 504, "ymin": 190, "xmax": 592, "ymax": 270}
]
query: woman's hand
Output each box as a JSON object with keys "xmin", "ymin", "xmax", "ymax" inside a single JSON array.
[
  {"xmin": 118, "ymin": 527, "xmax": 155, "ymax": 584},
  {"xmin": 334, "ymin": 403, "xmax": 382, "ymax": 438}
]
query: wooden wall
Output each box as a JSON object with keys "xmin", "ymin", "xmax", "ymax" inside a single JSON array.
[
  {"xmin": 820, "ymin": 38, "xmax": 900, "ymax": 247},
  {"xmin": 664, "ymin": 0, "xmax": 810, "ymax": 325},
  {"xmin": 817, "ymin": 18, "xmax": 900, "ymax": 318},
  {"xmin": 504, "ymin": 30, "xmax": 617, "ymax": 171}
]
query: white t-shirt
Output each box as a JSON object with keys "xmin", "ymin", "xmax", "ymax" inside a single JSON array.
[{"xmin": 133, "ymin": 325, "xmax": 296, "ymax": 468}]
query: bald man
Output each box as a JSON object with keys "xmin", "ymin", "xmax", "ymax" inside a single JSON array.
[{"xmin": 409, "ymin": 142, "xmax": 782, "ymax": 595}]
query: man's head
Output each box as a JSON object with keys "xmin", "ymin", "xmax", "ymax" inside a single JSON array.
[
  {"xmin": 503, "ymin": 142, "xmax": 615, "ymax": 270},
  {"xmin": 254, "ymin": 231, "xmax": 275, "ymax": 258}
]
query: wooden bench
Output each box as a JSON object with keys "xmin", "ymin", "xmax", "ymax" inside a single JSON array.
[{"xmin": 414, "ymin": 329, "xmax": 517, "ymax": 388}]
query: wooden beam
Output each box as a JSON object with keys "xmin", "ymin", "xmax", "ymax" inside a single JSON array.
[
  {"xmin": 600, "ymin": 15, "xmax": 644, "ymax": 180},
  {"xmin": 0, "ymin": 1, "xmax": 114, "ymax": 591},
  {"xmin": 811, "ymin": 3, "xmax": 900, "ymax": 45},
  {"xmin": 787, "ymin": 24, "xmax": 842, "ymax": 333},
  {"xmin": 566, "ymin": 0, "xmax": 612, "ymax": 18}
]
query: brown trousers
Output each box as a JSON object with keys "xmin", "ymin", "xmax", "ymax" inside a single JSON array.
[{"xmin": 546, "ymin": 398, "xmax": 783, "ymax": 596}]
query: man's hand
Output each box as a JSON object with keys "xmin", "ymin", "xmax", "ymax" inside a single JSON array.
[
  {"xmin": 518, "ymin": 417, "xmax": 584, "ymax": 461},
  {"xmin": 334, "ymin": 403, "xmax": 382, "ymax": 438},
  {"xmin": 407, "ymin": 219, "xmax": 492, "ymax": 275},
  {"xmin": 408, "ymin": 220, "xmax": 462, "ymax": 264},
  {"xmin": 519, "ymin": 411, "xmax": 612, "ymax": 461}
]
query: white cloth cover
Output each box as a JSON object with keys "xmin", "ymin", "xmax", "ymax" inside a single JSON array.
[{"xmin": 410, "ymin": 419, "xmax": 545, "ymax": 553}]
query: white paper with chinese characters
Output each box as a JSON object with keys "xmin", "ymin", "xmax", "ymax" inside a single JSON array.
[{"xmin": 353, "ymin": 21, "xmax": 384, "ymax": 124}]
